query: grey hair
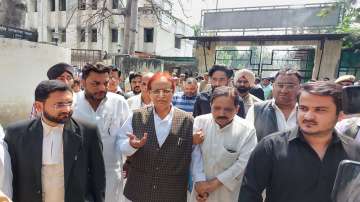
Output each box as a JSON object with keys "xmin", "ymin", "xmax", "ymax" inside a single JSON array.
[{"xmin": 210, "ymin": 86, "xmax": 241, "ymax": 107}]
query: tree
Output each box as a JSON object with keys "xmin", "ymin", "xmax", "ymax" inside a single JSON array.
[{"xmin": 319, "ymin": 0, "xmax": 360, "ymax": 49}]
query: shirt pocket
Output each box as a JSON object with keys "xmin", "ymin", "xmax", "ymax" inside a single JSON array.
[{"xmin": 219, "ymin": 145, "xmax": 239, "ymax": 170}]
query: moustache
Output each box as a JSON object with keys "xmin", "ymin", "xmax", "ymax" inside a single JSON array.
[
  {"xmin": 302, "ymin": 120, "xmax": 317, "ymax": 125},
  {"xmin": 237, "ymin": 87, "xmax": 250, "ymax": 93},
  {"xmin": 59, "ymin": 111, "xmax": 72, "ymax": 117},
  {"xmin": 216, "ymin": 116, "xmax": 228, "ymax": 120}
]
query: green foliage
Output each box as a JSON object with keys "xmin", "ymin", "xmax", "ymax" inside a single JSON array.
[{"xmin": 319, "ymin": 0, "xmax": 360, "ymax": 48}]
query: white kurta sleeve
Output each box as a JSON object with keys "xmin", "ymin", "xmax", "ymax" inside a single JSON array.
[
  {"xmin": 191, "ymin": 117, "xmax": 206, "ymax": 183},
  {"xmin": 115, "ymin": 114, "xmax": 138, "ymax": 156},
  {"xmin": 216, "ymin": 128, "xmax": 257, "ymax": 191},
  {"xmin": 191, "ymin": 145, "xmax": 206, "ymax": 182},
  {"xmin": 0, "ymin": 125, "xmax": 12, "ymax": 199},
  {"xmin": 245, "ymin": 105, "xmax": 255, "ymax": 125}
]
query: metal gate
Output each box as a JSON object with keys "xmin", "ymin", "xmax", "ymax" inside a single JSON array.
[
  {"xmin": 338, "ymin": 49, "xmax": 360, "ymax": 79},
  {"xmin": 215, "ymin": 47, "xmax": 315, "ymax": 81}
]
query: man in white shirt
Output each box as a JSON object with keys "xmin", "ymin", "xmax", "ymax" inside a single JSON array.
[
  {"xmin": 5, "ymin": 80, "xmax": 105, "ymax": 202},
  {"xmin": 0, "ymin": 124, "xmax": 12, "ymax": 199},
  {"xmin": 127, "ymin": 72, "xmax": 154, "ymax": 111},
  {"xmin": 117, "ymin": 72, "xmax": 204, "ymax": 202},
  {"xmin": 191, "ymin": 86, "xmax": 257, "ymax": 202},
  {"xmin": 246, "ymin": 68, "xmax": 301, "ymax": 140},
  {"xmin": 72, "ymin": 63, "xmax": 130, "ymax": 202}
]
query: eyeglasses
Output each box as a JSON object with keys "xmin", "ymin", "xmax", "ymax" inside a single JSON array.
[
  {"xmin": 53, "ymin": 102, "xmax": 73, "ymax": 110},
  {"xmin": 274, "ymin": 83, "xmax": 298, "ymax": 90},
  {"xmin": 150, "ymin": 89, "xmax": 173, "ymax": 95}
]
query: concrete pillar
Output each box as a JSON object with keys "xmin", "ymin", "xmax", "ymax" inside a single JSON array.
[
  {"xmin": 38, "ymin": 0, "xmax": 49, "ymax": 42},
  {"xmin": 194, "ymin": 41, "xmax": 217, "ymax": 73},
  {"xmin": 312, "ymin": 39, "xmax": 342, "ymax": 80}
]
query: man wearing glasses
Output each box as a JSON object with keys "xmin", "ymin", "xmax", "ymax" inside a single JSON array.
[
  {"xmin": 117, "ymin": 72, "xmax": 203, "ymax": 202},
  {"xmin": 5, "ymin": 80, "xmax": 105, "ymax": 202},
  {"xmin": 246, "ymin": 68, "xmax": 301, "ymax": 141}
]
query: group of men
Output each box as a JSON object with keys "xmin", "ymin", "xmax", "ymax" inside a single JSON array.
[{"xmin": 0, "ymin": 61, "xmax": 359, "ymax": 202}]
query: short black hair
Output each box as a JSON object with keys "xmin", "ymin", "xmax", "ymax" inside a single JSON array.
[
  {"xmin": 298, "ymin": 81, "xmax": 343, "ymax": 114},
  {"xmin": 129, "ymin": 72, "xmax": 142, "ymax": 83},
  {"xmin": 209, "ymin": 65, "xmax": 233, "ymax": 79},
  {"xmin": 274, "ymin": 68, "xmax": 302, "ymax": 83},
  {"xmin": 111, "ymin": 66, "xmax": 122, "ymax": 77},
  {"xmin": 82, "ymin": 63, "xmax": 111, "ymax": 80},
  {"xmin": 210, "ymin": 86, "xmax": 241, "ymax": 107},
  {"xmin": 35, "ymin": 80, "xmax": 72, "ymax": 102}
]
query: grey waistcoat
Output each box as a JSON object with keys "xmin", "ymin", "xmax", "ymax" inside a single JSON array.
[
  {"xmin": 124, "ymin": 106, "xmax": 193, "ymax": 202},
  {"xmin": 254, "ymin": 101, "xmax": 278, "ymax": 141}
]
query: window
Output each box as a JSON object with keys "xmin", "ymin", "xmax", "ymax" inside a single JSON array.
[
  {"xmin": 175, "ymin": 36, "xmax": 181, "ymax": 49},
  {"xmin": 112, "ymin": 0, "xmax": 119, "ymax": 9},
  {"xmin": 50, "ymin": 29, "xmax": 56, "ymax": 42},
  {"xmin": 78, "ymin": 0, "xmax": 86, "ymax": 10},
  {"xmin": 49, "ymin": 0, "xmax": 55, "ymax": 11},
  {"xmin": 144, "ymin": 28, "xmax": 154, "ymax": 43},
  {"xmin": 60, "ymin": 29, "xmax": 66, "ymax": 42},
  {"xmin": 34, "ymin": 0, "xmax": 38, "ymax": 12},
  {"xmin": 91, "ymin": 29, "xmax": 97, "ymax": 42},
  {"xmin": 91, "ymin": 0, "xmax": 97, "ymax": 10},
  {"xmin": 111, "ymin": 29, "xmax": 118, "ymax": 43},
  {"xmin": 80, "ymin": 29, "xmax": 85, "ymax": 42},
  {"xmin": 59, "ymin": 0, "xmax": 66, "ymax": 11}
]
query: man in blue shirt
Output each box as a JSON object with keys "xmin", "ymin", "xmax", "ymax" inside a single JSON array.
[{"xmin": 172, "ymin": 77, "xmax": 198, "ymax": 113}]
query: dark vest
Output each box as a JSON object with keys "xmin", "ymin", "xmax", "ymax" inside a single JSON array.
[
  {"xmin": 124, "ymin": 106, "xmax": 193, "ymax": 202},
  {"xmin": 254, "ymin": 101, "xmax": 278, "ymax": 141}
]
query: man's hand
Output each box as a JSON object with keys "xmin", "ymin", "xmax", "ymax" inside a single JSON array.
[
  {"xmin": 195, "ymin": 181, "xmax": 209, "ymax": 202},
  {"xmin": 196, "ymin": 192, "xmax": 208, "ymax": 202},
  {"xmin": 128, "ymin": 132, "xmax": 147, "ymax": 149},
  {"xmin": 193, "ymin": 129, "xmax": 205, "ymax": 145},
  {"xmin": 195, "ymin": 178, "xmax": 223, "ymax": 194},
  {"xmin": 206, "ymin": 178, "xmax": 222, "ymax": 193}
]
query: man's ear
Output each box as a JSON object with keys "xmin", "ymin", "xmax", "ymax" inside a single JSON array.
[{"xmin": 34, "ymin": 101, "xmax": 44, "ymax": 113}]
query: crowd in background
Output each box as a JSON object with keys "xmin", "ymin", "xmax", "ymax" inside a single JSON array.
[{"xmin": 0, "ymin": 62, "xmax": 359, "ymax": 202}]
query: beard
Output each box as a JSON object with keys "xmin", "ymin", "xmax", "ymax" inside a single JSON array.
[
  {"xmin": 236, "ymin": 86, "xmax": 251, "ymax": 94},
  {"xmin": 43, "ymin": 110, "xmax": 72, "ymax": 124},
  {"xmin": 85, "ymin": 89, "xmax": 107, "ymax": 102},
  {"xmin": 133, "ymin": 86, "xmax": 141, "ymax": 94}
]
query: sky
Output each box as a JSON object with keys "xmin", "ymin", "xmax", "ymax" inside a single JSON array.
[{"xmin": 171, "ymin": 0, "xmax": 335, "ymax": 25}]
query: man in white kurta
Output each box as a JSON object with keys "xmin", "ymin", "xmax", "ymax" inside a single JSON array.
[
  {"xmin": 191, "ymin": 86, "xmax": 257, "ymax": 202},
  {"xmin": 73, "ymin": 91, "xmax": 130, "ymax": 202},
  {"xmin": 0, "ymin": 124, "xmax": 12, "ymax": 199},
  {"xmin": 72, "ymin": 64, "xmax": 130, "ymax": 202}
]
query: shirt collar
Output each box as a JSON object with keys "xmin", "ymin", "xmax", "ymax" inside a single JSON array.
[
  {"xmin": 153, "ymin": 105, "xmax": 175, "ymax": 122},
  {"xmin": 271, "ymin": 99, "xmax": 297, "ymax": 113},
  {"xmin": 41, "ymin": 119, "xmax": 64, "ymax": 135},
  {"xmin": 288, "ymin": 127, "xmax": 341, "ymax": 144}
]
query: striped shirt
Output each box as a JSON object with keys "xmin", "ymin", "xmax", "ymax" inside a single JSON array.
[{"xmin": 172, "ymin": 92, "xmax": 198, "ymax": 113}]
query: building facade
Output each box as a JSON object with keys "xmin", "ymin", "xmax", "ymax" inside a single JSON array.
[{"xmin": 25, "ymin": 0, "xmax": 194, "ymax": 58}]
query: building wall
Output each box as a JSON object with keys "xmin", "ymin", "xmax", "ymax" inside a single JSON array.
[
  {"xmin": 25, "ymin": 0, "xmax": 194, "ymax": 57},
  {"xmin": 0, "ymin": 38, "xmax": 71, "ymax": 125}
]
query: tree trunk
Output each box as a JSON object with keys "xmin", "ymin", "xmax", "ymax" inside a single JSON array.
[{"xmin": 129, "ymin": 0, "xmax": 138, "ymax": 55}]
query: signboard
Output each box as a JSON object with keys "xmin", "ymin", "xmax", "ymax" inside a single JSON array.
[{"xmin": 202, "ymin": 4, "xmax": 342, "ymax": 32}]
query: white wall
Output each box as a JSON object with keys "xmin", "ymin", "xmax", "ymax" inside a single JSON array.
[{"xmin": 0, "ymin": 38, "xmax": 71, "ymax": 125}]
